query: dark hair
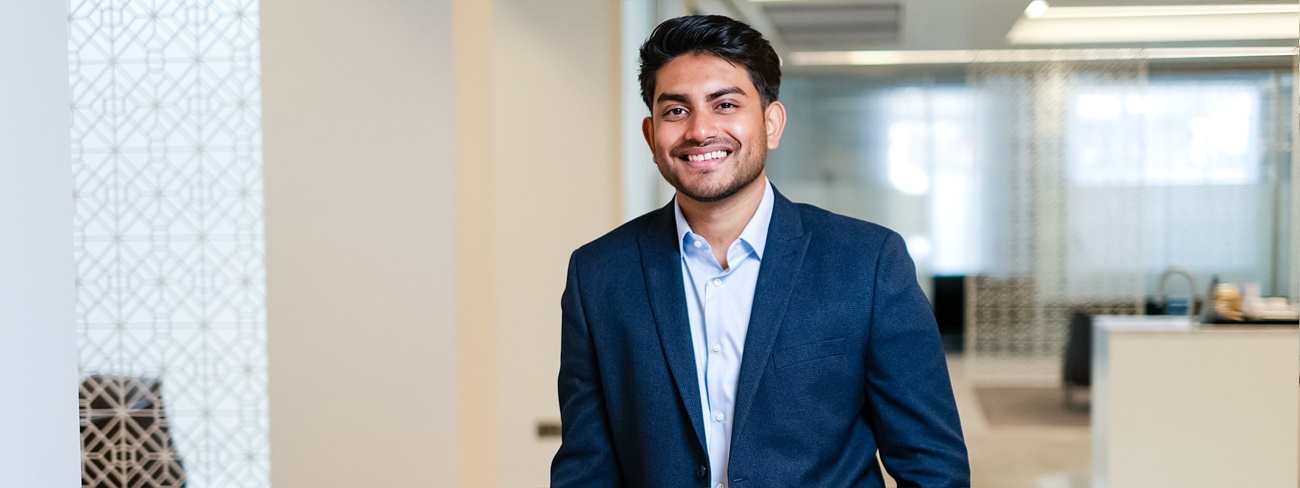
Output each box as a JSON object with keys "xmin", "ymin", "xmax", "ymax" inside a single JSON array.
[{"xmin": 638, "ymin": 15, "xmax": 781, "ymax": 110}]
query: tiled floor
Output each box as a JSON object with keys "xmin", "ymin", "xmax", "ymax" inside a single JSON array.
[
  {"xmin": 953, "ymin": 354, "xmax": 1092, "ymax": 488},
  {"xmin": 884, "ymin": 354, "xmax": 1092, "ymax": 488}
]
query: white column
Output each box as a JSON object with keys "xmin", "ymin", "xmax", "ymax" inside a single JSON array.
[
  {"xmin": 0, "ymin": 1, "xmax": 80, "ymax": 485},
  {"xmin": 621, "ymin": 0, "xmax": 661, "ymax": 220}
]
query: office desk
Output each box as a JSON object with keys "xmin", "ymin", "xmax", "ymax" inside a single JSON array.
[{"xmin": 1091, "ymin": 315, "xmax": 1298, "ymax": 488}]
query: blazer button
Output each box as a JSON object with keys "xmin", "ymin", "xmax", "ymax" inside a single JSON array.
[{"xmin": 696, "ymin": 465, "xmax": 707, "ymax": 479}]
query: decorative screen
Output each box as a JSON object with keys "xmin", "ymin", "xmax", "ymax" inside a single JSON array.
[
  {"xmin": 70, "ymin": 0, "xmax": 269, "ymax": 486},
  {"xmin": 965, "ymin": 56, "xmax": 1151, "ymax": 383}
]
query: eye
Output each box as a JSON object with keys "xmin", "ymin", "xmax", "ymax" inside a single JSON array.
[
  {"xmin": 662, "ymin": 107, "xmax": 688, "ymax": 120},
  {"xmin": 719, "ymin": 102, "xmax": 736, "ymax": 109}
]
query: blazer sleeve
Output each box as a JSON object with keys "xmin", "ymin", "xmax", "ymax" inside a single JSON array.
[
  {"xmin": 551, "ymin": 252, "xmax": 624, "ymax": 487},
  {"xmin": 864, "ymin": 232, "xmax": 971, "ymax": 487}
]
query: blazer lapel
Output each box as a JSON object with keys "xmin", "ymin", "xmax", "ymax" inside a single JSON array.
[
  {"xmin": 637, "ymin": 203, "xmax": 708, "ymax": 453},
  {"xmin": 731, "ymin": 190, "xmax": 810, "ymax": 444}
]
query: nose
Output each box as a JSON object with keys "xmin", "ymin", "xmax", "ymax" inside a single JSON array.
[{"xmin": 685, "ymin": 109, "xmax": 719, "ymax": 143}]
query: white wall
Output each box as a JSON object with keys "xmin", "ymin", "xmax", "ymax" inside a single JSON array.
[
  {"xmin": 492, "ymin": 1, "xmax": 621, "ymax": 485},
  {"xmin": 262, "ymin": 0, "xmax": 459, "ymax": 485},
  {"xmin": 0, "ymin": 1, "xmax": 80, "ymax": 485},
  {"xmin": 263, "ymin": 1, "xmax": 621, "ymax": 485}
]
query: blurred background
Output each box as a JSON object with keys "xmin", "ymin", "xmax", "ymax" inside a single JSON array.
[{"xmin": 1, "ymin": 0, "xmax": 1296, "ymax": 487}]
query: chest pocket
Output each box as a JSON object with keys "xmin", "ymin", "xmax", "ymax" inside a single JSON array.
[{"xmin": 774, "ymin": 336, "xmax": 846, "ymax": 369}]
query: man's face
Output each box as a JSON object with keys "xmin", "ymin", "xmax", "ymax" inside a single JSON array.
[{"xmin": 642, "ymin": 53, "xmax": 785, "ymax": 204}]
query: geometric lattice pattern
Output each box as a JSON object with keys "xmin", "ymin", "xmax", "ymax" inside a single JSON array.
[
  {"xmin": 70, "ymin": 1, "xmax": 268, "ymax": 486},
  {"xmin": 81, "ymin": 376, "xmax": 187, "ymax": 487},
  {"xmin": 965, "ymin": 275, "xmax": 1140, "ymax": 383}
]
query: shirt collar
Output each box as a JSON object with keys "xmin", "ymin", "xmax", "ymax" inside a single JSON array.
[{"xmin": 673, "ymin": 178, "xmax": 774, "ymax": 260}]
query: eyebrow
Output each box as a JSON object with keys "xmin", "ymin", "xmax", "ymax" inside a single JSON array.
[
  {"xmin": 705, "ymin": 86, "xmax": 745, "ymax": 101},
  {"xmin": 655, "ymin": 86, "xmax": 747, "ymax": 106}
]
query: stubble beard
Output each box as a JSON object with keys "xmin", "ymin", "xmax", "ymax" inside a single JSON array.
[{"xmin": 657, "ymin": 144, "xmax": 767, "ymax": 204}]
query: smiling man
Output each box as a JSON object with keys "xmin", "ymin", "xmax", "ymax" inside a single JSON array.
[{"xmin": 552, "ymin": 15, "xmax": 969, "ymax": 488}]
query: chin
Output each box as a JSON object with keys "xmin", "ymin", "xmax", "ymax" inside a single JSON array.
[{"xmin": 679, "ymin": 182, "xmax": 742, "ymax": 203}]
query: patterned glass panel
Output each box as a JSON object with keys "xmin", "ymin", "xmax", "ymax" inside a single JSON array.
[
  {"xmin": 966, "ymin": 56, "xmax": 1150, "ymax": 383},
  {"xmin": 70, "ymin": 0, "xmax": 268, "ymax": 486}
]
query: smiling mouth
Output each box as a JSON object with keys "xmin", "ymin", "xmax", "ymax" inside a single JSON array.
[{"xmin": 683, "ymin": 150, "xmax": 731, "ymax": 163}]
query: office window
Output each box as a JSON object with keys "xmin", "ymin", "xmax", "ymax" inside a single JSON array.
[
  {"xmin": 70, "ymin": 0, "xmax": 269, "ymax": 486},
  {"xmin": 878, "ymin": 86, "xmax": 981, "ymax": 275},
  {"xmin": 768, "ymin": 79, "xmax": 981, "ymax": 282},
  {"xmin": 1068, "ymin": 80, "xmax": 1262, "ymax": 186},
  {"xmin": 1063, "ymin": 74, "xmax": 1286, "ymax": 285}
]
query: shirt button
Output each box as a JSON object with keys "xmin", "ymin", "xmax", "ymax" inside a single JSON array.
[
  {"xmin": 712, "ymin": 278, "xmax": 722, "ymax": 287},
  {"xmin": 712, "ymin": 343, "xmax": 721, "ymax": 353},
  {"xmin": 717, "ymin": 483, "xmax": 725, "ymax": 488},
  {"xmin": 715, "ymin": 412, "xmax": 724, "ymax": 422},
  {"xmin": 693, "ymin": 239, "xmax": 703, "ymax": 248}
]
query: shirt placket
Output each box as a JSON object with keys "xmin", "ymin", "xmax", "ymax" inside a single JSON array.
[{"xmin": 706, "ymin": 251, "xmax": 736, "ymax": 488}]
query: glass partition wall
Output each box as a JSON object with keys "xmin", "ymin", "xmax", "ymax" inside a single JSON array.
[{"xmin": 768, "ymin": 60, "xmax": 1294, "ymax": 382}]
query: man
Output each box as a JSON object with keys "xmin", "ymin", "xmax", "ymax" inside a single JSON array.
[{"xmin": 552, "ymin": 15, "xmax": 969, "ymax": 488}]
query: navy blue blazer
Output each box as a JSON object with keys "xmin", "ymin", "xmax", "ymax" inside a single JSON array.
[{"xmin": 552, "ymin": 188, "xmax": 969, "ymax": 487}]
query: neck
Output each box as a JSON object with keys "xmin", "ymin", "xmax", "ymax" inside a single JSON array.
[{"xmin": 677, "ymin": 173, "xmax": 767, "ymax": 252}]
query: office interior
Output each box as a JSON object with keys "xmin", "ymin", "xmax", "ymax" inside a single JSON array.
[{"xmin": 0, "ymin": 0, "xmax": 1296, "ymax": 487}]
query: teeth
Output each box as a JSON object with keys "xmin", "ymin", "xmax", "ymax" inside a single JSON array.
[{"xmin": 687, "ymin": 151, "xmax": 728, "ymax": 162}]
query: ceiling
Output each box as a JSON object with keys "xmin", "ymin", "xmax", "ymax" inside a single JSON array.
[
  {"xmin": 759, "ymin": 2, "xmax": 903, "ymax": 51},
  {"xmin": 693, "ymin": 0, "xmax": 1299, "ymax": 56}
]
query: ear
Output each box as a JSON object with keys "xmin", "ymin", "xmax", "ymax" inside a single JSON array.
[
  {"xmin": 764, "ymin": 101, "xmax": 787, "ymax": 150},
  {"xmin": 641, "ymin": 116, "xmax": 655, "ymax": 155}
]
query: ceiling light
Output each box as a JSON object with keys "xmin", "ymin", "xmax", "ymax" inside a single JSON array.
[
  {"xmin": 1038, "ymin": 4, "xmax": 1298, "ymax": 19},
  {"xmin": 1007, "ymin": 4, "xmax": 1299, "ymax": 44},
  {"xmin": 792, "ymin": 50, "xmax": 974, "ymax": 66},
  {"xmin": 789, "ymin": 47, "xmax": 1297, "ymax": 66},
  {"xmin": 1024, "ymin": 1, "xmax": 1049, "ymax": 19}
]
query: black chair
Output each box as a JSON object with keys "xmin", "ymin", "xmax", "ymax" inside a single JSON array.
[
  {"xmin": 1061, "ymin": 311, "xmax": 1092, "ymax": 410},
  {"xmin": 80, "ymin": 375, "xmax": 186, "ymax": 487}
]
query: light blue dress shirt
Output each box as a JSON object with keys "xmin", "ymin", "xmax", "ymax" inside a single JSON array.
[{"xmin": 673, "ymin": 179, "xmax": 774, "ymax": 488}]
